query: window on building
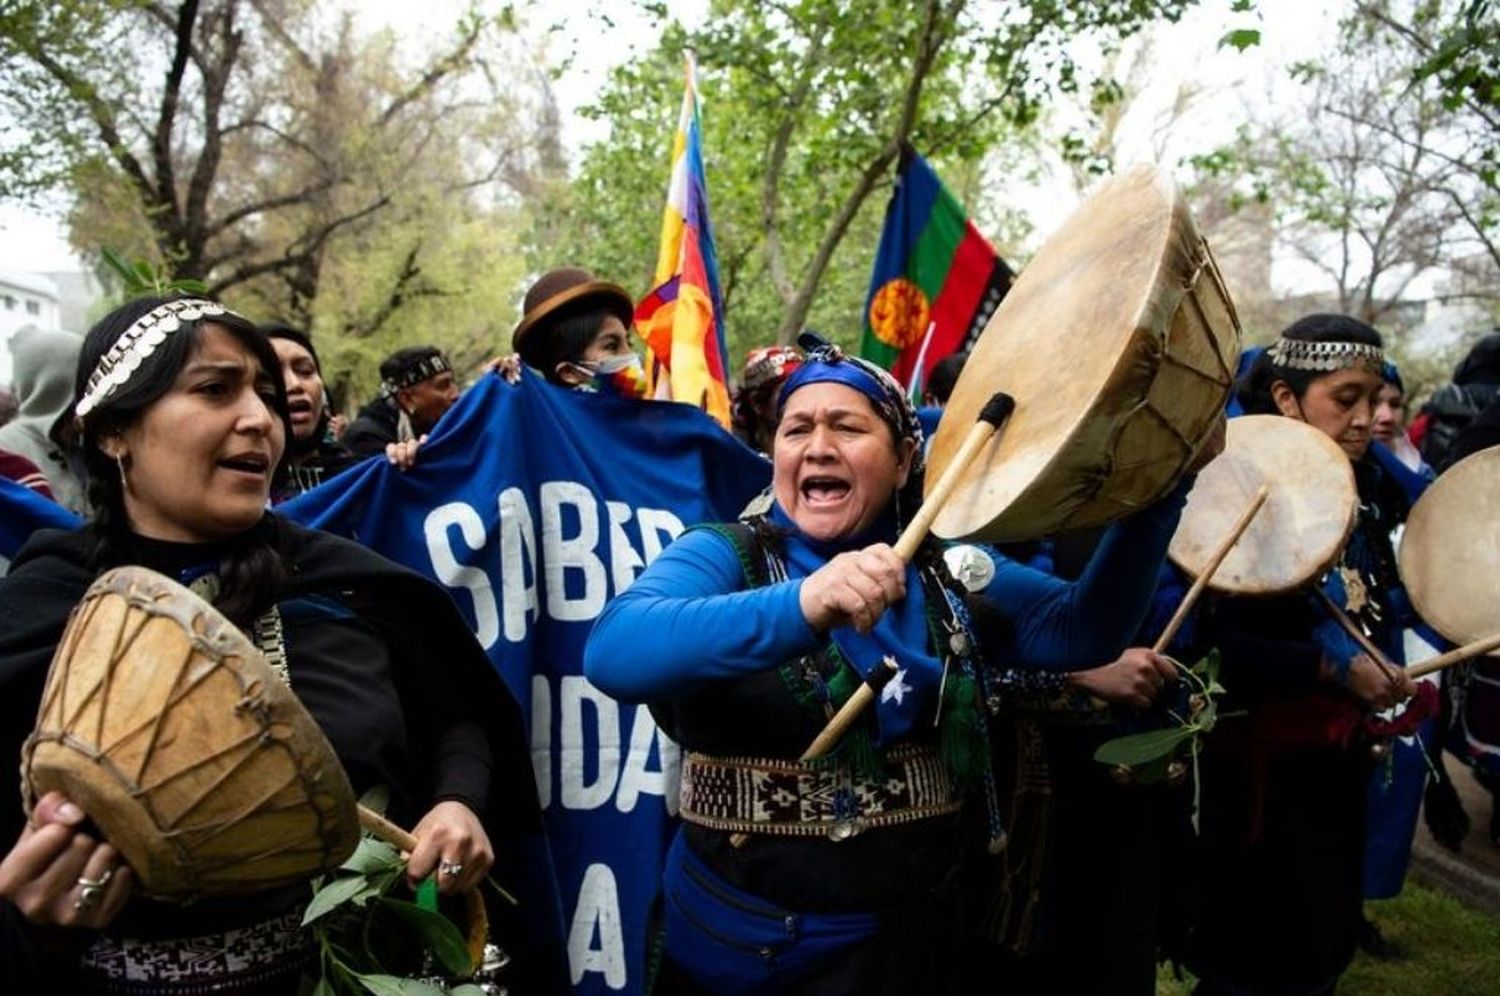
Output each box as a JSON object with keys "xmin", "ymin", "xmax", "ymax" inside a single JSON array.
[
  {"xmin": 25, "ymin": 300, "xmax": 39, "ymax": 315},
  {"xmin": 2, "ymin": 295, "xmax": 14, "ymax": 310}
]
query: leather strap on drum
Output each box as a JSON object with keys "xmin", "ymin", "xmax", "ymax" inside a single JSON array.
[{"xmin": 680, "ymin": 744, "xmax": 960, "ymax": 839}]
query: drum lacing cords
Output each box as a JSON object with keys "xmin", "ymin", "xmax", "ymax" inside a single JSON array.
[{"xmin": 252, "ymin": 607, "xmax": 291, "ymax": 687}]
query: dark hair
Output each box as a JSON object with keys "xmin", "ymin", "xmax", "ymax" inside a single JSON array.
[
  {"xmin": 1234, "ymin": 314, "xmax": 1383, "ymax": 416},
  {"xmin": 516, "ymin": 306, "xmax": 612, "ymax": 385},
  {"xmin": 76, "ymin": 296, "xmax": 293, "ymax": 625},
  {"xmin": 926, "ymin": 351, "xmax": 968, "ymax": 405},
  {"xmin": 261, "ymin": 322, "xmax": 320, "ymax": 372}
]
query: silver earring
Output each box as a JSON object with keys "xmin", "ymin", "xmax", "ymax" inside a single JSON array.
[{"xmin": 115, "ymin": 452, "xmax": 127, "ymax": 492}]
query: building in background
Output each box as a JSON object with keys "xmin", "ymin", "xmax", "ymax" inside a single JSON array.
[{"xmin": 0, "ymin": 271, "xmax": 60, "ymax": 387}]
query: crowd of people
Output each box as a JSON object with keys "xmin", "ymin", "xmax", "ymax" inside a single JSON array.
[{"xmin": 0, "ymin": 270, "xmax": 1497, "ymax": 995}]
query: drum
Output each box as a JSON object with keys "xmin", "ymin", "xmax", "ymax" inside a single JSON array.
[
  {"xmin": 926, "ymin": 165, "xmax": 1241, "ymax": 542},
  {"xmin": 22, "ymin": 567, "xmax": 360, "ymax": 900},
  {"xmin": 1169, "ymin": 415, "xmax": 1357, "ymax": 594},
  {"xmin": 1399, "ymin": 446, "xmax": 1500, "ymax": 645}
]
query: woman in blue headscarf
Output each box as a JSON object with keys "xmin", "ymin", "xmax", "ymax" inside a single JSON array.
[{"xmin": 584, "ymin": 335, "xmax": 1212, "ymax": 994}]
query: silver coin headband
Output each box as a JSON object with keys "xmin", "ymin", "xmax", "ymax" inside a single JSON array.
[
  {"xmin": 75, "ymin": 299, "xmax": 238, "ymax": 419},
  {"xmin": 1268, "ymin": 337, "xmax": 1384, "ymax": 374}
]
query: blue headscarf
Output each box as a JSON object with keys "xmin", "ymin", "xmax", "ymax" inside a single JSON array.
[{"xmin": 778, "ymin": 332, "xmax": 926, "ymax": 505}]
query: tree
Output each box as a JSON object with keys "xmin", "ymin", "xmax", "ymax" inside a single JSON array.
[
  {"xmin": 1191, "ymin": 2, "xmax": 1500, "ymax": 332},
  {"xmin": 0, "ymin": 0, "xmax": 560, "ymax": 401},
  {"xmin": 531, "ymin": 0, "xmax": 1200, "ymax": 361}
]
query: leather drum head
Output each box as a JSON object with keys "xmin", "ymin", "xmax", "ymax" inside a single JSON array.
[
  {"xmin": 926, "ymin": 165, "xmax": 1239, "ymax": 542},
  {"xmin": 1399, "ymin": 446, "xmax": 1500, "ymax": 645},
  {"xmin": 1169, "ymin": 415, "xmax": 1357, "ymax": 594}
]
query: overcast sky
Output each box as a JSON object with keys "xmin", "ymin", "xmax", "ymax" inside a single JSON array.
[{"xmin": 0, "ymin": 0, "xmax": 1344, "ymax": 280}]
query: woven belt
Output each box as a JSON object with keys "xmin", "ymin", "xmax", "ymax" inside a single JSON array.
[
  {"xmin": 78, "ymin": 908, "xmax": 313, "ymax": 994},
  {"xmin": 680, "ymin": 743, "xmax": 960, "ymax": 839}
]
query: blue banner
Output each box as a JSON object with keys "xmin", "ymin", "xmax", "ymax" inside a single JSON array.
[
  {"xmin": 3, "ymin": 370, "xmax": 771, "ymax": 995},
  {"xmin": 287, "ymin": 370, "xmax": 770, "ymax": 994}
]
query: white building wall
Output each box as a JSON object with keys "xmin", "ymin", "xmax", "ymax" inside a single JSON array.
[{"xmin": 0, "ymin": 271, "xmax": 61, "ymax": 388}]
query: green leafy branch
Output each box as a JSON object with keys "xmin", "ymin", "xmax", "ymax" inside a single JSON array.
[
  {"xmin": 303, "ymin": 836, "xmax": 489, "ymax": 996},
  {"xmin": 1093, "ymin": 650, "xmax": 1238, "ymax": 831},
  {"xmin": 100, "ymin": 247, "xmax": 207, "ymax": 301}
]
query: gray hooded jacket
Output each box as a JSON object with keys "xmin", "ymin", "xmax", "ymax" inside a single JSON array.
[{"xmin": 0, "ymin": 327, "xmax": 86, "ymax": 513}]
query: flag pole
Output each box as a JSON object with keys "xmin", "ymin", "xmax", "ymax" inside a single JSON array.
[{"xmin": 906, "ymin": 320, "xmax": 938, "ymax": 402}]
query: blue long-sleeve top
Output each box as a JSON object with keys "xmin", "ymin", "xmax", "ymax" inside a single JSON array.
[{"xmin": 585, "ymin": 478, "xmax": 1190, "ymax": 704}]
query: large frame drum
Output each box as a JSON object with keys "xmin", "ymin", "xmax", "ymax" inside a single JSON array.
[
  {"xmin": 1169, "ymin": 415, "xmax": 1358, "ymax": 594},
  {"xmin": 927, "ymin": 165, "xmax": 1241, "ymax": 542},
  {"xmin": 22, "ymin": 567, "xmax": 359, "ymax": 900},
  {"xmin": 1399, "ymin": 446, "xmax": 1500, "ymax": 645}
]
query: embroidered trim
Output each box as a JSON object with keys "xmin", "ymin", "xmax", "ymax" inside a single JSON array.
[
  {"xmin": 79, "ymin": 908, "xmax": 312, "ymax": 991},
  {"xmin": 679, "ymin": 745, "xmax": 960, "ymax": 837}
]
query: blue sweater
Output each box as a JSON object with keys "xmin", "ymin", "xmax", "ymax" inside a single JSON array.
[{"xmin": 585, "ymin": 481, "xmax": 1190, "ymax": 703}]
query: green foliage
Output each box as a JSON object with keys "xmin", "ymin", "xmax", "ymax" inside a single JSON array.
[
  {"xmin": 529, "ymin": 0, "xmax": 1202, "ymax": 365},
  {"xmin": 1218, "ymin": 28, "xmax": 1262, "ymax": 51},
  {"xmin": 1095, "ymin": 651, "xmax": 1228, "ymax": 828},
  {"xmin": 1158, "ymin": 883, "xmax": 1500, "ymax": 994},
  {"xmin": 99, "ymin": 247, "xmax": 208, "ymax": 301},
  {"xmin": 304, "ymin": 835, "xmax": 481, "ymax": 996}
]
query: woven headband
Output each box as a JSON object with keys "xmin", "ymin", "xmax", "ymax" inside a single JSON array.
[
  {"xmin": 381, "ymin": 353, "xmax": 452, "ymax": 396},
  {"xmin": 75, "ymin": 299, "xmax": 238, "ymax": 419},
  {"xmin": 1269, "ymin": 337, "xmax": 1384, "ymax": 374}
]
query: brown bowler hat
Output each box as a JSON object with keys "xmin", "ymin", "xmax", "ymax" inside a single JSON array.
[{"xmin": 511, "ymin": 267, "xmax": 635, "ymax": 351}]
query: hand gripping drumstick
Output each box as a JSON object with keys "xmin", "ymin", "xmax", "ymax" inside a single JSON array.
[
  {"xmin": 729, "ymin": 392, "xmax": 1015, "ymax": 849},
  {"xmin": 358, "ymin": 805, "xmax": 490, "ymax": 972},
  {"xmin": 1311, "ymin": 587, "xmax": 1408, "ymax": 689}
]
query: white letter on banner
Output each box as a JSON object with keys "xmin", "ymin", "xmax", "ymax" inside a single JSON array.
[
  {"xmin": 567, "ymin": 863, "xmax": 627, "ymax": 989},
  {"xmin": 541, "ymin": 481, "xmax": 606, "ymax": 621},
  {"xmin": 531, "ymin": 675, "xmax": 551, "ymax": 809},
  {"xmin": 498, "ymin": 486, "xmax": 539, "ymax": 642},
  {"xmin": 605, "ymin": 501, "xmax": 646, "ymax": 594},
  {"xmin": 423, "ymin": 502, "xmax": 499, "ymax": 649},
  {"xmin": 637, "ymin": 507, "xmax": 686, "ymax": 565},
  {"xmin": 616, "ymin": 705, "xmax": 681, "ymax": 815},
  {"xmin": 560, "ymin": 676, "xmax": 620, "ymax": 810}
]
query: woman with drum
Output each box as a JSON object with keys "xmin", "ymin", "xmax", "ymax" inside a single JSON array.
[
  {"xmin": 0, "ymin": 297, "xmax": 546, "ymax": 992},
  {"xmin": 1185, "ymin": 314, "xmax": 1419, "ymax": 996},
  {"xmin": 583, "ymin": 337, "xmax": 1212, "ymax": 994}
]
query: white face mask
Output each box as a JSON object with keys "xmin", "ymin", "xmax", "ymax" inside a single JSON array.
[{"xmin": 571, "ymin": 352, "xmax": 649, "ymax": 399}]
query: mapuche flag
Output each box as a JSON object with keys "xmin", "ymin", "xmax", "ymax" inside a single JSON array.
[
  {"xmin": 860, "ymin": 147, "xmax": 1013, "ymax": 398},
  {"xmin": 634, "ymin": 51, "xmax": 732, "ymax": 428}
]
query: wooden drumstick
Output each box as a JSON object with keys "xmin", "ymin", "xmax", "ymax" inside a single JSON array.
[
  {"xmin": 357, "ymin": 804, "xmax": 490, "ymax": 971},
  {"xmin": 1152, "ymin": 484, "xmax": 1269, "ymax": 654},
  {"xmin": 1312, "ymin": 587, "xmax": 1406, "ymax": 687},
  {"xmin": 1409, "ymin": 633, "xmax": 1500, "ymax": 679},
  {"xmin": 892, "ymin": 392, "xmax": 1016, "ymax": 562},
  {"xmin": 802, "ymin": 657, "xmax": 901, "ymax": 760}
]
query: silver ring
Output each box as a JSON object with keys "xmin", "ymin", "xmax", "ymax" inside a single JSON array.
[
  {"xmin": 439, "ymin": 861, "xmax": 463, "ymax": 878},
  {"xmin": 77, "ymin": 867, "xmax": 114, "ymax": 889},
  {"xmin": 73, "ymin": 883, "xmax": 103, "ymax": 912}
]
